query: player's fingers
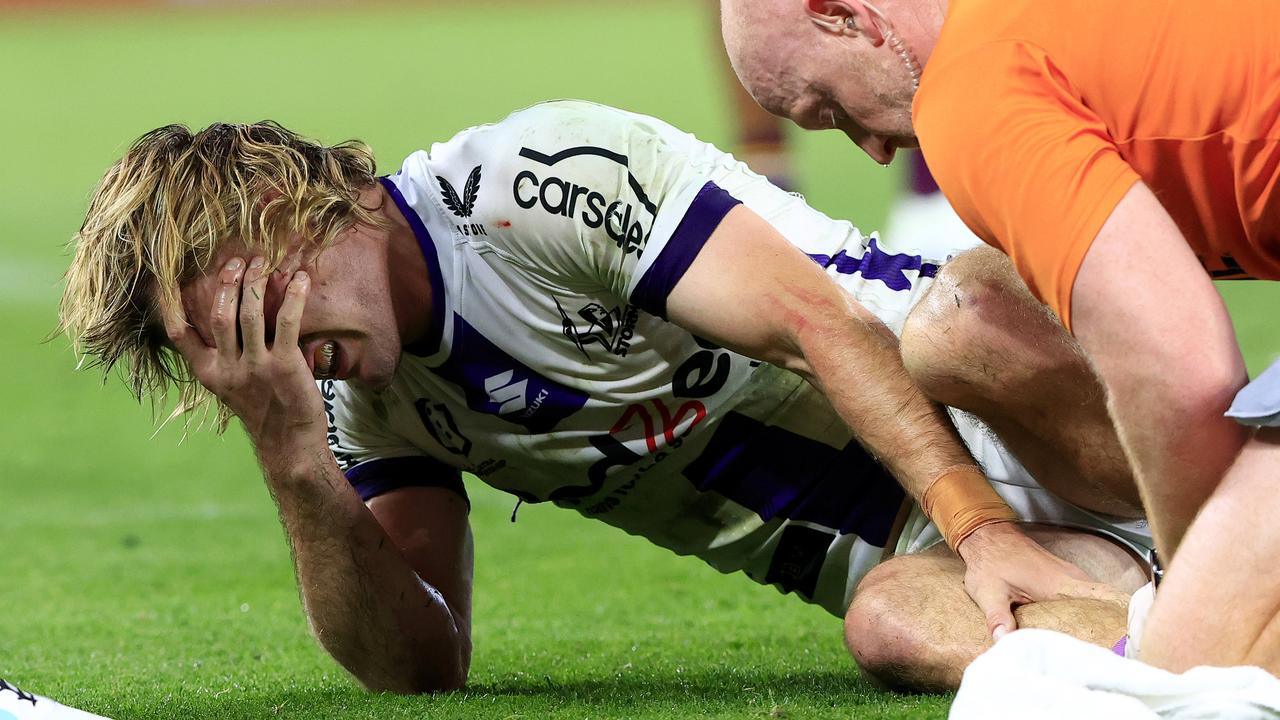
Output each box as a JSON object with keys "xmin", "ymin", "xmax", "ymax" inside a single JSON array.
[
  {"xmin": 210, "ymin": 257, "xmax": 246, "ymax": 360},
  {"xmin": 970, "ymin": 582, "xmax": 1018, "ymax": 640},
  {"xmin": 272, "ymin": 271, "xmax": 309, "ymax": 351},
  {"xmin": 240, "ymin": 256, "xmax": 269, "ymax": 360},
  {"xmin": 162, "ymin": 297, "xmax": 214, "ymax": 367}
]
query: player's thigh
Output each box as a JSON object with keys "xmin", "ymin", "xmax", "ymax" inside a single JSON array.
[
  {"xmin": 844, "ymin": 525, "xmax": 1143, "ymax": 692},
  {"xmin": 846, "ymin": 525, "xmax": 1146, "ymax": 643},
  {"xmin": 1020, "ymin": 524, "xmax": 1148, "ymax": 593},
  {"xmin": 902, "ymin": 245, "xmax": 1089, "ymax": 400},
  {"xmin": 842, "ymin": 546, "xmax": 985, "ymax": 692},
  {"xmin": 843, "ymin": 545, "xmax": 974, "ymax": 652},
  {"xmin": 845, "ymin": 544, "xmax": 966, "ymax": 638}
]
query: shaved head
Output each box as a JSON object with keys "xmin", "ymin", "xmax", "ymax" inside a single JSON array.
[
  {"xmin": 721, "ymin": 0, "xmax": 819, "ymax": 117},
  {"xmin": 718, "ymin": 0, "xmax": 944, "ymax": 164}
]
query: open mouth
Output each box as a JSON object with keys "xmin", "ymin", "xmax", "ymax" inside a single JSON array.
[{"xmin": 312, "ymin": 340, "xmax": 339, "ymax": 380}]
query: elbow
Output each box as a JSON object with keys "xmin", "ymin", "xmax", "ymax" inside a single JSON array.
[
  {"xmin": 750, "ymin": 324, "xmax": 814, "ymax": 380},
  {"xmin": 357, "ymin": 659, "xmax": 469, "ymax": 695},
  {"xmin": 1102, "ymin": 345, "xmax": 1250, "ymax": 469},
  {"xmin": 1177, "ymin": 365, "xmax": 1247, "ymax": 421},
  {"xmin": 1118, "ymin": 351, "xmax": 1245, "ymax": 423},
  {"xmin": 328, "ymin": 631, "xmax": 472, "ymax": 695},
  {"xmin": 775, "ymin": 346, "xmax": 815, "ymax": 382},
  {"xmin": 366, "ymin": 671, "xmax": 468, "ymax": 696}
]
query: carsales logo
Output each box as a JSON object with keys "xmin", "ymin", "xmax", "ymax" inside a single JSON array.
[{"xmin": 513, "ymin": 145, "xmax": 656, "ymax": 256}]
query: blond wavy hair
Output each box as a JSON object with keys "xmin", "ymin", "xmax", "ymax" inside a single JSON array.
[{"xmin": 59, "ymin": 121, "xmax": 380, "ymax": 426}]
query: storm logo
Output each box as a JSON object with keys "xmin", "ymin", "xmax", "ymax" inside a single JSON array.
[{"xmin": 555, "ymin": 298, "xmax": 638, "ymax": 359}]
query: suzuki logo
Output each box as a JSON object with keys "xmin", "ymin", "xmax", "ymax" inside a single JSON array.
[
  {"xmin": 433, "ymin": 314, "xmax": 590, "ymax": 434},
  {"xmin": 484, "ymin": 370, "xmax": 528, "ymax": 414}
]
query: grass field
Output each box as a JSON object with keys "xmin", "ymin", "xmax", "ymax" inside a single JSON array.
[{"xmin": 4, "ymin": 3, "xmax": 1280, "ymax": 719}]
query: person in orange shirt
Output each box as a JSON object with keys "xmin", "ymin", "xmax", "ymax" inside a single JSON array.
[{"xmin": 721, "ymin": 0, "xmax": 1280, "ymax": 674}]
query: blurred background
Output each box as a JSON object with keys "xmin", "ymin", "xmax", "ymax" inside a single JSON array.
[{"xmin": 2, "ymin": 2, "xmax": 1277, "ymax": 719}]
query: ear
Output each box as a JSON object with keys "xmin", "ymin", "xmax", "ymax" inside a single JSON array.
[{"xmin": 804, "ymin": 0, "xmax": 886, "ymax": 47}]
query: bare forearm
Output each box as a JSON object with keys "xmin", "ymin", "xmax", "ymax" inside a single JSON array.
[
  {"xmin": 1071, "ymin": 181, "xmax": 1251, "ymax": 556},
  {"xmin": 789, "ymin": 298, "xmax": 979, "ymax": 501},
  {"xmin": 1101, "ymin": 368, "xmax": 1247, "ymax": 553},
  {"xmin": 164, "ymin": 257, "xmax": 468, "ymax": 692},
  {"xmin": 261, "ymin": 441, "xmax": 470, "ymax": 693},
  {"xmin": 664, "ymin": 209, "xmax": 1112, "ymax": 632},
  {"xmin": 662, "ymin": 207, "xmax": 973, "ymax": 499}
]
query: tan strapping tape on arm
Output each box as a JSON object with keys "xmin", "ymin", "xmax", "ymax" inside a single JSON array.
[{"xmin": 919, "ymin": 465, "xmax": 1018, "ymax": 551}]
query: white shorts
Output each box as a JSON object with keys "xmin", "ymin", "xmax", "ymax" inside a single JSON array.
[
  {"xmin": 894, "ymin": 410, "xmax": 1154, "ymax": 559},
  {"xmin": 1227, "ymin": 357, "xmax": 1280, "ymax": 426}
]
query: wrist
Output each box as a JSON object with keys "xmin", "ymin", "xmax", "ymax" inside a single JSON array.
[
  {"xmin": 920, "ymin": 464, "xmax": 1019, "ymax": 551},
  {"xmin": 254, "ymin": 431, "xmax": 334, "ymax": 482},
  {"xmin": 955, "ymin": 518, "xmax": 1021, "ymax": 562}
]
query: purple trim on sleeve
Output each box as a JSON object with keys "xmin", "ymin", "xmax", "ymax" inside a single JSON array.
[
  {"xmin": 345, "ymin": 456, "xmax": 469, "ymax": 507},
  {"xmin": 631, "ymin": 181, "xmax": 742, "ymax": 319},
  {"xmin": 806, "ymin": 238, "xmax": 938, "ymax": 292},
  {"xmin": 1111, "ymin": 636, "xmax": 1128, "ymax": 657},
  {"xmin": 379, "ymin": 176, "xmax": 447, "ymax": 356}
]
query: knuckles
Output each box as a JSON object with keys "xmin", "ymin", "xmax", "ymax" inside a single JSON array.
[{"xmin": 209, "ymin": 311, "xmax": 234, "ymax": 331}]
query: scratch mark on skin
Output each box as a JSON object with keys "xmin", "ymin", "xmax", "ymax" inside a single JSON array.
[
  {"xmin": 776, "ymin": 282, "xmax": 843, "ymax": 334},
  {"xmin": 954, "ymin": 293, "xmax": 961, "ymax": 309},
  {"xmin": 251, "ymin": 288, "xmax": 260, "ymax": 300}
]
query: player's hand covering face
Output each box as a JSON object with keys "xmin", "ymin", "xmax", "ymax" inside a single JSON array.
[{"xmin": 164, "ymin": 255, "xmax": 326, "ymax": 444}]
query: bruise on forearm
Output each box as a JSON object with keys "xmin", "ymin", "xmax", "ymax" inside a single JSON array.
[
  {"xmin": 662, "ymin": 205, "xmax": 981, "ymax": 505},
  {"xmin": 777, "ymin": 281, "xmax": 979, "ymax": 501}
]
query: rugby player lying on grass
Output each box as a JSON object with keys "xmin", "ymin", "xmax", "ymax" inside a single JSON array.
[{"xmin": 61, "ymin": 100, "xmax": 1150, "ymax": 694}]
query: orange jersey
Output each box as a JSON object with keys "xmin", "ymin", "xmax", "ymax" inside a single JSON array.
[{"xmin": 913, "ymin": 0, "xmax": 1280, "ymax": 330}]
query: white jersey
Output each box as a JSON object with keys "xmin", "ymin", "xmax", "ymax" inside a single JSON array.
[{"xmin": 324, "ymin": 100, "xmax": 1147, "ymax": 617}]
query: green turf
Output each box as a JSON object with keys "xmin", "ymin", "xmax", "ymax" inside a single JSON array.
[{"xmin": 3, "ymin": 3, "xmax": 1280, "ymax": 719}]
